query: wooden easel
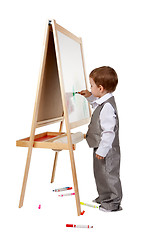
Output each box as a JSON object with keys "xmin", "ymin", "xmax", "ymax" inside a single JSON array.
[{"xmin": 16, "ymin": 20, "xmax": 91, "ymax": 216}]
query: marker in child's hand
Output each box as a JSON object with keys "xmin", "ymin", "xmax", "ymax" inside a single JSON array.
[
  {"xmin": 73, "ymin": 91, "xmax": 79, "ymax": 96},
  {"xmin": 72, "ymin": 91, "xmax": 87, "ymax": 96},
  {"xmin": 78, "ymin": 90, "xmax": 88, "ymax": 96}
]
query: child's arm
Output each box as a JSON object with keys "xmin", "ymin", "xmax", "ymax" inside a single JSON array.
[
  {"xmin": 79, "ymin": 90, "xmax": 98, "ymax": 109},
  {"xmin": 96, "ymin": 103, "xmax": 116, "ymax": 159},
  {"xmin": 78, "ymin": 90, "xmax": 92, "ymax": 98}
]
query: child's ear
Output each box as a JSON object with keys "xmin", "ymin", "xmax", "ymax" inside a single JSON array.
[{"xmin": 99, "ymin": 85, "xmax": 104, "ymax": 92}]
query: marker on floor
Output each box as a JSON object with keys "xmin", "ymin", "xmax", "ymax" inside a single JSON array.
[
  {"xmin": 66, "ymin": 224, "xmax": 93, "ymax": 228},
  {"xmin": 81, "ymin": 210, "xmax": 85, "ymax": 215},
  {"xmin": 53, "ymin": 187, "xmax": 72, "ymax": 192},
  {"xmin": 58, "ymin": 193, "xmax": 75, "ymax": 197},
  {"xmin": 80, "ymin": 202, "xmax": 98, "ymax": 208}
]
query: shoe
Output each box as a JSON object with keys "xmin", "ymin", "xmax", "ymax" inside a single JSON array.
[
  {"xmin": 92, "ymin": 199, "xmax": 99, "ymax": 203},
  {"xmin": 99, "ymin": 205, "xmax": 111, "ymax": 212},
  {"xmin": 112, "ymin": 206, "xmax": 123, "ymax": 211},
  {"xmin": 99, "ymin": 205, "xmax": 122, "ymax": 212},
  {"xmin": 92, "ymin": 198, "xmax": 100, "ymax": 204}
]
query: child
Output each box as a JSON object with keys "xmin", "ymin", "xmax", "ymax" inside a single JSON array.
[{"xmin": 79, "ymin": 66, "xmax": 122, "ymax": 212}]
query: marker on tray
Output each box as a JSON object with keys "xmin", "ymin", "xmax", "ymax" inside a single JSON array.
[
  {"xmin": 66, "ymin": 224, "xmax": 93, "ymax": 228},
  {"xmin": 80, "ymin": 202, "xmax": 98, "ymax": 208},
  {"xmin": 58, "ymin": 193, "xmax": 75, "ymax": 197},
  {"xmin": 53, "ymin": 187, "xmax": 72, "ymax": 192}
]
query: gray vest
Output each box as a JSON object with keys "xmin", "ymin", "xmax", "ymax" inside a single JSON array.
[{"xmin": 86, "ymin": 96, "xmax": 119, "ymax": 148}]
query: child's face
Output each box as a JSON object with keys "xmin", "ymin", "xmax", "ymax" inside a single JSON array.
[{"xmin": 89, "ymin": 77, "xmax": 105, "ymax": 97}]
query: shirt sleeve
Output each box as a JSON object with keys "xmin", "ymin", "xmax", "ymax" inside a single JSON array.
[
  {"xmin": 95, "ymin": 103, "xmax": 116, "ymax": 157},
  {"xmin": 86, "ymin": 95, "xmax": 98, "ymax": 109}
]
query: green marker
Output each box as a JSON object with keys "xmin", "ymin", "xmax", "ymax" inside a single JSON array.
[{"xmin": 73, "ymin": 91, "xmax": 79, "ymax": 96}]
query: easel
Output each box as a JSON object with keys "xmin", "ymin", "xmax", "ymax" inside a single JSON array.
[{"xmin": 16, "ymin": 20, "xmax": 91, "ymax": 216}]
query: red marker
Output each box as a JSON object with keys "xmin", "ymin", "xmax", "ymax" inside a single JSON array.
[
  {"xmin": 58, "ymin": 193, "xmax": 75, "ymax": 197},
  {"xmin": 66, "ymin": 224, "xmax": 93, "ymax": 228}
]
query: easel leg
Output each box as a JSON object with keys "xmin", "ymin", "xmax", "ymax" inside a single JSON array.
[
  {"xmin": 19, "ymin": 145, "xmax": 33, "ymax": 208},
  {"xmin": 51, "ymin": 151, "xmax": 59, "ymax": 183},
  {"xmin": 50, "ymin": 117, "xmax": 64, "ymax": 183},
  {"xmin": 69, "ymin": 148, "xmax": 81, "ymax": 216},
  {"xmin": 19, "ymin": 23, "xmax": 50, "ymax": 208}
]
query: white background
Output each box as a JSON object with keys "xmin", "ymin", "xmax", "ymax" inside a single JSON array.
[{"xmin": 0, "ymin": 0, "xmax": 160, "ymax": 239}]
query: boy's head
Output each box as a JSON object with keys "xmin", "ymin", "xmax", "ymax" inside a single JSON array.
[{"xmin": 89, "ymin": 66, "xmax": 118, "ymax": 97}]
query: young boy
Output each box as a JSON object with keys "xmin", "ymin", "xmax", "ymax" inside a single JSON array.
[{"xmin": 79, "ymin": 66, "xmax": 122, "ymax": 212}]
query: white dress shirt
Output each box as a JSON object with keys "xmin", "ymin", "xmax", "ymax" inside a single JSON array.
[{"xmin": 87, "ymin": 93, "xmax": 116, "ymax": 157}]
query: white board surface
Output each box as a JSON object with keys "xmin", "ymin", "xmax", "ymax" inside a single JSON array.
[{"xmin": 57, "ymin": 30, "xmax": 90, "ymax": 127}]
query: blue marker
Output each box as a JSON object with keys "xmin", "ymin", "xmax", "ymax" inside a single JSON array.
[{"xmin": 53, "ymin": 187, "xmax": 72, "ymax": 192}]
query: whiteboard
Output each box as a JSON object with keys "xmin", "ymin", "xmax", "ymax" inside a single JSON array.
[{"xmin": 57, "ymin": 30, "xmax": 90, "ymax": 128}]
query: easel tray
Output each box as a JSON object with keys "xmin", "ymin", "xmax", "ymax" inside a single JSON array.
[{"xmin": 16, "ymin": 132, "xmax": 76, "ymax": 150}]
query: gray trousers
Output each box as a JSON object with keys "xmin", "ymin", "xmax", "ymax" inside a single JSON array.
[{"xmin": 93, "ymin": 147, "xmax": 122, "ymax": 211}]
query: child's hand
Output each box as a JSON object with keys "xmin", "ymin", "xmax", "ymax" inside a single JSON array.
[
  {"xmin": 96, "ymin": 154, "xmax": 104, "ymax": 160},
  {"xmin": 78, "ymin": 90, "xmax": 92, "ymax": 98}
]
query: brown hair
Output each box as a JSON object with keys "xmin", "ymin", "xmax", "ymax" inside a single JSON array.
[{"xmin": 89, "ymin": 66, "xmax": 118, "ymax": 92}]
